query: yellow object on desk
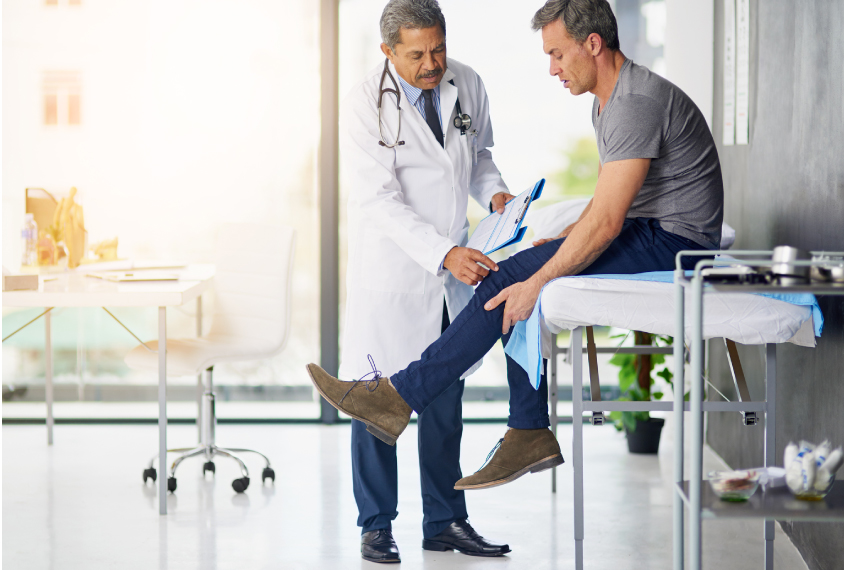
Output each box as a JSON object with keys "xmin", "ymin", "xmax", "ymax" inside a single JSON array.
[{"xmin": 52, "ymin": 186, "xmax": 86, "ymax": 269}]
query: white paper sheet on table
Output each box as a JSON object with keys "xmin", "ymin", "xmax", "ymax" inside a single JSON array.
[
  {"xmin": 504, "ymin": 274, "xmax": 819, "ymax": 389},
  {"xmin": 539, "ymin": 277, "xmax": 816, "ymax": 346}
]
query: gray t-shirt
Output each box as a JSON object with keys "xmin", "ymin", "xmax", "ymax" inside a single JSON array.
[{"xmin": 592, "ymin": 59, "xmax": 723, "ymax": 248}]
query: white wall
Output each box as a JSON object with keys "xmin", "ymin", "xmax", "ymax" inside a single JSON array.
[{"xmin": 664, "ymin": 0, "xmax": 715, "ymax": 128}]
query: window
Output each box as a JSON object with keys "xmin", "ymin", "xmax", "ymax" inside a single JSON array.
[
  {"xmin": 42, "ymin": 71, "xmax": 81, "ymax": 126},
  {"xmin": 5, "ymin": 1, "xmax": 322, "ymax": 420}
]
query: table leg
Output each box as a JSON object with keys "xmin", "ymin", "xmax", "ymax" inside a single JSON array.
[
  {"xmin": 196, "ymin": 295, "xmax": 203, "ymax": 443},
  {"xmin": 689, "ymin": 276, "xmax": 704, "ymax": 570},
  {"xmin": 550, "ymin": 341, "xmax": 558, "ymax": 494},
  {"xmin": 673, "ymin": 272, "xmax": 685, "ymax": 570},
  {"xmin": 45, "ymin": 309, "xmax": 54, "ymax": 446},
  {"xmin": 764, "ymin": 344, "xmax": 777, "ymax": 570},
  {"xmin": 572, "ymin": 327, "xmax": 584, "ymax": 570},
  {"xmin": 158, "ymin": 306, "xmax": 167, "ymax": 515}
]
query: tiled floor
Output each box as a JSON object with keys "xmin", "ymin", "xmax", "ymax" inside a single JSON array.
[{"xmin": 2, "ymin": 419, "xmax": 808, "ymax": 569}]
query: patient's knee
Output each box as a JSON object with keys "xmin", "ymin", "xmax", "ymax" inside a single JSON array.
[{"xmin": 476, "ymin": 260, "xmax": 513, "ymax": 300}]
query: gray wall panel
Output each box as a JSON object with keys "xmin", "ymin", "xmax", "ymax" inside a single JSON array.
[{"xmin": 710, "ymin": 0, "xmax": 844, "ymax": 568}]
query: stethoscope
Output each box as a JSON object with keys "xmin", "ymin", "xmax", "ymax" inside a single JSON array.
[{"xmin": 377, "ymin": 59, "xmax": 474, "ymax": 152}]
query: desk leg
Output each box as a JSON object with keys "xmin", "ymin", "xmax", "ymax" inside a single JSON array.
[
  {"xmin": 673, "ymin": 273, "xmax": 685, "ymax": 570},
  {"xmin": 689, "ymin": 276, "xmax": 704, "ymax": 570},
  {"xmin": 764, "ymin": 344, "xmax": 777, "ymax": 570},
  {"xmin": 45, "ymin": 309, "xmax": 54, "ymax": 446},
  {"xmin": 196, "ymin": 295, "xmax": 203, "ymax": 444},
  {"xmin": 158, "ymin": 306, "xmax": 167, "ymax": 516},
  {"xmin": 572, "ymin": 327, "xmax": 584, "ymax": 570}
]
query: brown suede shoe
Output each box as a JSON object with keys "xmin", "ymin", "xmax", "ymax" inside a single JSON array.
[
  {"xmin": 454, "ymin": 428, "xmax": 564, "ymax": 490},
  {"xmin": 306, "ymin": 363, "xmax": 412, "ymax": 446}
]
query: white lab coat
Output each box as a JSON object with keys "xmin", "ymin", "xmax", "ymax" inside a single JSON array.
[{"xmin": 339, "ymin": 57, "xmax": 509, "ymax": 380}]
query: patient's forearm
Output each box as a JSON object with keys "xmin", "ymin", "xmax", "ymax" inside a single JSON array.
[
  {"xmin": 534, "ymin": 214, "xmax": 617, "ymax": 284},
  {"xmin": 559, "ymin": 199, "xmax": 593, "ymax": 238}
]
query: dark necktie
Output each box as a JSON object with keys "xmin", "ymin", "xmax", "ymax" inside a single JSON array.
[{"xmin": 422, "ymin": 89, "xmax": 444, "ymax": 147}]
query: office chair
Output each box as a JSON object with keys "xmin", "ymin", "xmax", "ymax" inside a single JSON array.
[{"xmin": 126, "ymin": 223, "xmax": 296, "ymax": 493}]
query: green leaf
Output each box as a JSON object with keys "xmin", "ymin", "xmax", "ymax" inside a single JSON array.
[
  {"xmin": 607, "ymin": 411, "xmax": 624, "ymax": 431},
  {"xmin": 618, "ymin": 369, "xmax": 637, "ymax": 393},
  {"xmin": 622, "ymin": 412, "xmax": 637, "ymax": 433},
  {"xmin": 657, "ymin": 335, "xmax": 674, "ymax": 346},
  {"xmin": 656, "ymin": 368, "xmax": 674, "ymax": 383},
  {"xmin": 652, "ymin": 354, "xmax": 666, "ymax": 366},
  {"xmin": 609, "ymin": 353, "xmax": 635, "ymax": 367},
  {"xmin": 652, "ymin": 391, "xmax": 664, "ymax": 400}
]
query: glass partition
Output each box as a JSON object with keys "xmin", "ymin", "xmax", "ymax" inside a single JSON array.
[
  {"xmin": 2, "ymin": 0, "xmax": 323, "ymax": 419},
  {"xmin": 3, "ymin": 0, "xmax": 665, "ymax": 421}
]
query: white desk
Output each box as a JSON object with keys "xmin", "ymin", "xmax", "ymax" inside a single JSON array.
[{"xmin": 2, "ymin": 265, "xmax": 214, "ymax": 515}]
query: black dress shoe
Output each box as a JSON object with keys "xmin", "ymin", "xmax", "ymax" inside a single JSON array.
[
  {"xmin": 422, "ymin": 518, "xmax": 510, "ymax": 557},
  {"xmin": 361, "ymin": 529, "xmax": 401, "ymax": 563}
]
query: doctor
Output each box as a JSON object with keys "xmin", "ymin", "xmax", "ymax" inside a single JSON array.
[{"xmin": 339, "ymin": 0, "xmax": 513, "ymax": 563}]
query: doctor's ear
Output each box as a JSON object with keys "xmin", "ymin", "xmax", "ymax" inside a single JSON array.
[{"xmin": 380, "ymin": 43, "xmax": 395, "ymax": 62}]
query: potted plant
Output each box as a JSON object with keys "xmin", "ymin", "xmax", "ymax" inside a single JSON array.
[{"xmin": 607, "ymin": 331, "xmax": 677, "ymax": 454}]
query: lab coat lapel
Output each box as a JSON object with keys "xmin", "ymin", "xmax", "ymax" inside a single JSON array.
[{"xmin": 439, "ymin": 68, "xmax": 458, "ymax": 150}]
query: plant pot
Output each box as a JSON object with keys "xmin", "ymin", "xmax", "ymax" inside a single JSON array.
[{"xmin": 625, "ymin": 417, "xmax": 665, "ymax": 454}]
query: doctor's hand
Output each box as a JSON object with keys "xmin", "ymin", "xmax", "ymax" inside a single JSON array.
[
  {"xmin": 444, "ymin": 247, "xmax": 499, "ymax": 287},
  {"xmin": 484, "ymin": 277, "xmax": 543, "ymax": 334},
  {"xmin": 490, "ymin": 192, "xmax": 516, "ymax": 214}
]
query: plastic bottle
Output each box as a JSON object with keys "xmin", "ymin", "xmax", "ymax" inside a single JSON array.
[{"xmin": 20, "ymin": 213, "xmax": 38, "ymax": 266}]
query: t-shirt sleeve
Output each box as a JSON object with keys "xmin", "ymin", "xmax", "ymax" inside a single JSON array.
[{"xmin": 601, "ymin": 94, "xmax": 664, "ymax": 163}]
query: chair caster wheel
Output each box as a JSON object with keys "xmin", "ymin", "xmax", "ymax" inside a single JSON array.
[
  {"xmin": 167, "ymin": 477, "xmax": 177, "ymax": 492},
  {"xmin": 262, "ymin": 467, "xmax": 275, "ymax": 483},
  {"xmin": 203, "ymin": 461, "xmax": 216, "ymax": 476},
  {"xmin": 232, "ymin": 477, "xmax": 250, "ymax": 493},
  {"xmin": 143, "ymin": 467, "xmax": 157, "ymax": 484}
]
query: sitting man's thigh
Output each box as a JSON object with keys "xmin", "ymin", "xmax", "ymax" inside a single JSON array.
[{"xmin": 582, "ymin": 219, "xmax": 684, "ymax": 275}]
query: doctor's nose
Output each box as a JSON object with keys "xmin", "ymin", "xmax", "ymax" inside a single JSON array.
[{"xmin": 549, "ymin": 57, "xmax": 561, "ymax": 77}]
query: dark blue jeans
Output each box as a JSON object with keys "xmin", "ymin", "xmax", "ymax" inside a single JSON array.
[
  {"xmin": 352, "ymin": 302, "xmax": 468, "ymax": 538},
  {"xmin": 391, "ymin": 218, "xmax": 709, "ymax": 428}
]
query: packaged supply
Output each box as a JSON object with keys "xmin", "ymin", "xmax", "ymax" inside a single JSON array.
[
  {"xmin": 801, "ymin": 452, "xmax": 816, "ymax": 493},
  {"xmin": 814, "ymin": 448, "xmax": 843, "ymax": 492},
  {"xmin": 814, "ymin": 440, "xmax": 831, "ymax": 468}
]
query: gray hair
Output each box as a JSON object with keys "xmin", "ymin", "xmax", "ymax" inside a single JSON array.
[
  {"xmin": 531, "ymin": 0, "xmax": 620, "ymax": 51},
  {"xmin": 380, "ymin": 0, "xmax": 446, "ymax": 51}
]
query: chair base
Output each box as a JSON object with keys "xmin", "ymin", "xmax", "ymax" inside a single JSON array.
[{"xmin": 141, "ymin": 367, "xmax": 274, "ymax": 493}]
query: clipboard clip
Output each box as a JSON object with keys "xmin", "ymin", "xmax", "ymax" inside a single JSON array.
[{"xmin": 513, "ymin": 196, "xmax": 531, "ymax": 225}]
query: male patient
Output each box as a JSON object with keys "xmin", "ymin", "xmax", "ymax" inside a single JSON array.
[{"xmin": 310, "ymin": 0, "xmax": 724, "ymax": 490}]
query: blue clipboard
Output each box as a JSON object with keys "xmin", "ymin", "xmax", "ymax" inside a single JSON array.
[{"xmin": 468, "ymin": 179, "xmax": 545, "ymax": 255}]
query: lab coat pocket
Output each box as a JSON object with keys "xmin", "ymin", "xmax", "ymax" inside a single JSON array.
[{"xmin": 358, "ymin": 228, "xmax": 426, "ymax": 295}]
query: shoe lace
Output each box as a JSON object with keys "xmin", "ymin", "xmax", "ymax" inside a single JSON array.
[
  {"xmin": 475, "ymin": 438, "xmax": 504, "ymax": 473},
  {"xmin": 339, "ymin": 354, "xmax": 382, "ymax": 405}
]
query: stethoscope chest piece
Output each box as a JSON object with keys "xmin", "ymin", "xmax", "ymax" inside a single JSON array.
[{"xmin": 453, "ymin": 113, "xmax": 472, "ymax": 132}]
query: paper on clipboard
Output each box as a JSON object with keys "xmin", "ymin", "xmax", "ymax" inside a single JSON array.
[{"xmin": 466, "ymin": 179, "xmax": 544, "ymax": 255}]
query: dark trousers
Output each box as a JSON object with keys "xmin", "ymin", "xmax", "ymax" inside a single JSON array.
[
  {"xmin": 392, "ymin": 218, "xmax": 709, "ymax": 427},
  {"xmin": 351, "ymin": 302, "xmax": 468, "ymax": 539}
]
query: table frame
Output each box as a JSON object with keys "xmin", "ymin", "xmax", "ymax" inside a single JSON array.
[
  {"xmin": 3, "ymin": 268, "xmax": 213, "ymax": 515},
  {"xmin": 547, "ymin": 249, "xmax": 844, "ymax": 570},
  {"xmin": 675, "ymin": 250, "xmax": 844, "ymax": 570}
]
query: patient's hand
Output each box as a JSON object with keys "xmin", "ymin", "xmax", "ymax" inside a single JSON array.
[
  {"xmin": 484, "ymin": 278, "xmax": 543, "ymax": 334},
  {"xmin": 444, "ymin": 247, "xmax": 499, "ymax": 286}
]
